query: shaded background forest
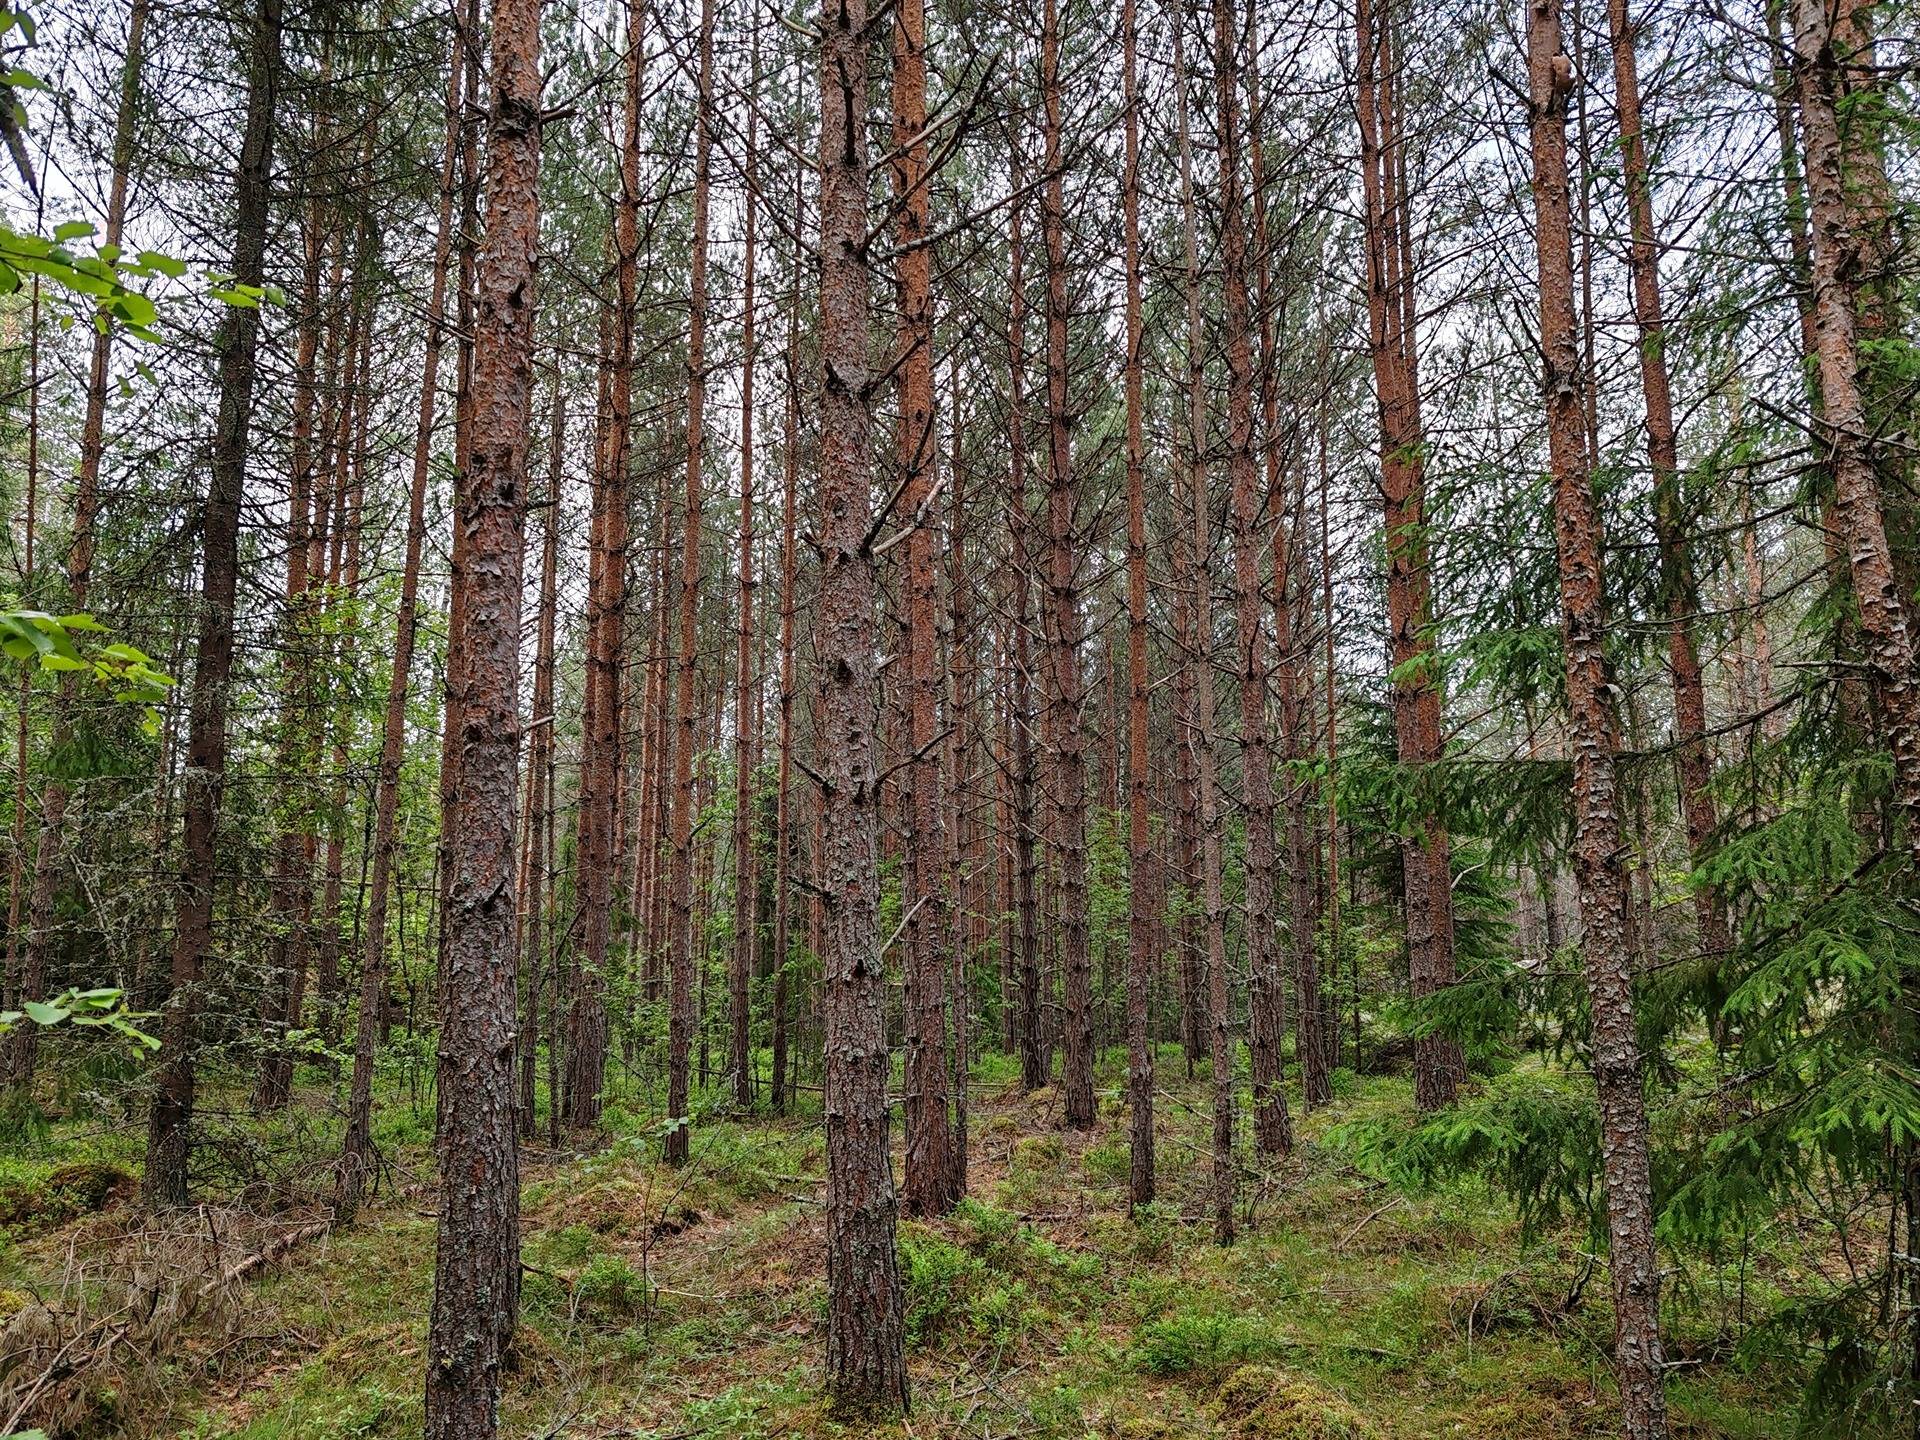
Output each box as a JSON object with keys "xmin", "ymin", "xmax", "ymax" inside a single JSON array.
[{"xmin": 0, "ymin": 0, "xmax": 1915, "ymax": 1433}]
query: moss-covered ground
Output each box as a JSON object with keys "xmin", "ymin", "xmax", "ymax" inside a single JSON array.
[{"xmin": 0, "ymin": 1050, "xmax": 1809, "ymax": 1438}]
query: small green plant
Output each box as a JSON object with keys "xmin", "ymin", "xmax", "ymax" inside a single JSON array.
[
  {"xmin": 546, "ymin": 1222, "xmax": 599, "ymax": 1265},
  {"xmin": 1126, "ymin": 1200, "xmax": 1180, "ymax": 1261},
  {"xmin": 899, "ymin": 1224, "xmax": 983, "ymax": 1343},
  {"xmin": 1024, "ymin": 1231, "xmax": 1100, "ymax": 1283},
  {"xmin": 1084, "ymin": 1138, "xmax": 1130, "ymax": 1182},
  {"xmin": 1134, "ymin": 1306, "xmax": 1274, "ymax": 1376},
  {"xmin": 956, "ymin": 1196, "xmax": 1020, "ymax": 1255},
  {"xmin": 1029, "ymin": 1382, "xmax": 1085, "ymax": 1439},
  {"xmin": 973, "ymin": 1279, "xmax": 1036, "ymax": 1348},
  {"xmin": 575, "ymin": 1251, "xmax": 646, "ymax": 1317}
]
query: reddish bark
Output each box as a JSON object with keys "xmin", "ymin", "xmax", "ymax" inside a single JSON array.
[
  {"xmin": 564, "ymin": 0, "xmax": 641, "ymax": 1130},
  {"xmin": 1791, "ymin": 0, "xmax": 1920, "ymax": 842},
  {"xmin": 1526, "ymin": 1, "xmax": 1668, "ymax": 1431},
  {"xmin": 1356, "ymin": 0, "xmax": 1461, "ymax": 1110},
  {"xmin": 1604, "ymin": 0, "xmax": 1730, "ymax": 971},
  {"xmin": 421, "ymin": 0, "xmax": 540, "ymax": 1422},
  {"xmin": 519, "ymin": 379, "xmax": 562, "ymax": 1139},
  {"xmin": 1213, "ymin": 0, "xmax": 1290, "ymax": 1160}
]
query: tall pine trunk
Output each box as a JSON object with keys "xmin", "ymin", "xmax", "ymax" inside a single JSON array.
[
  {"xmin": 255, "ymin": 101, "xmax": 331, "ymax": 1112},
  {"xmin": 769, "ymin": 171, "xmax": 802, "ymax": 1114},
  {"xmin": 728, "ymin": 19, "xmax": 761, "ymax": 1112},
  {"xmin": 665, "ymin": 0, "xmax": 714, "ymax": 1167},
  {"xmin": 1249, "ymin": 51, "xmax": 1330, "ymax": 1107},
  {"xmin": 422, "ymin": 0, "xmax": 540, "ymax": 1423},
  {"xmin": 1214, "ymin": 0, "xmax": 1290, "ymax": 1159},
  {"xmin": 1176, "ymin": 17, "xmax": 1235, "ymax": 1244},
  {"xmin": 1525, "ymin": 1, "xmax": 1667, "ymax": 1431},
  {"xmin": 1006, "ymin": 154, "xmax": 1045, "ymax": 1094},
  {"xmin": 1605, "ymin": 0, "xmax": 1729, "ymax": 975},
  {"xmin": 895, "ymin": 0, "xmax": 956, "ymax": 1210},
  {"xmin": 1121, "ymin": 0, "xmax": 1155, "ymax": 1211},
  {"xmin": 143, "ymin": 0, "xmax": 281, "ymax": 1209},
  {"xmin": 519, "ymin": 379, "xmax": 562, "ymax": 1137},
  {"xmin": 1356, "ymin": 0, "xmax": 1461, "ymax": 1109},
  {"xmin": 565, "ymin": 0, "xmax": 641, "ymax": 1128},
  {"xmin": 1789, "ymin": 0, "xmax": 1920, "ymax": 843},
  {"xmin": 945, "ymin": 358, "xmax": 972, "ymax": 1199},
  {"xmin": 1040, "ymin": 0, "xmax": 1094, "ymax": 1132},
  {"xmin": 818, "ymin": 0, "xmax": 908, "ymax": 1408}
]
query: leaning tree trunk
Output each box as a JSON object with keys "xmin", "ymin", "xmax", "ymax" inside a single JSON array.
[
  {"xmin": 422, "ymin": 0, "xmax": 540, "ymax": 1423},
  {"xmin": 1605, "ymin": 0, "xmax": 1730, "ymax": 975},
  {"xmin": 817, "ymin": 0, "xmax": 908, "ymax": 1411},
  {"xmin": 143, "ymin": 0, "xmax": 280, "ymax": 1210},
  {"xmin": 1525, "ymin": 0, "xmax": 1667, "ymax": 1433}
]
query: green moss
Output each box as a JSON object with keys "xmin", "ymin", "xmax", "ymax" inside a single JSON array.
[
  {"xmin": 0, "ymin": 1159, "xmax": 133, "ymax": 1233},
  {"xmin": 1213, "ymin": 1364, "xmax": 1373, "ymax": 1439}
]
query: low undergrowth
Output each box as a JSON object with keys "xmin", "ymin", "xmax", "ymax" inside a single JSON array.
[{"xmin": 0, "ymin": 1049, "xmax": 1818, "ymax": 1438}]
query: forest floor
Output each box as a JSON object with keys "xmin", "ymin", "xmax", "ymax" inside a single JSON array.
[{"xmin": 0, "ymin": 1052, "xmax": 1807, "ymax": 1439}]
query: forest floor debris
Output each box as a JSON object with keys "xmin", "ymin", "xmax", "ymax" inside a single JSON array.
[{"xmin": 0, "ymin": 1058, "xmax": 1805, "ymax": 1438}]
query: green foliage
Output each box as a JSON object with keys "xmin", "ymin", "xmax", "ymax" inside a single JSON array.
[
  {"xmin": 0, "ymin": 607, "xmax": 174, "ymax": 738},
  {"xmin": 574, "ymin": 1252, "xmax": 647, "ymax": 1317},
  {"xmin": 0, "ymin": 986, "xmax": 155, "ymax": 1052},
  {"xmin": 898, "ymin": 1224, "xmax": 982, "ymax": 1343},
  {"xmin": 1133, "ymin": 1306, "xmax": 1275, "ymax": 1376},
  {"xmin": 1332, "ymin": 1071, "xmax": 1600, "ymax": 1243},
  {"xmin": 1083, "ymin": 1138, "xmax": 1130, "ymax": 1183}
]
